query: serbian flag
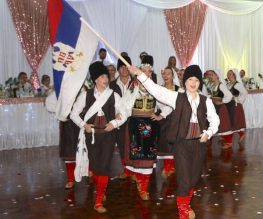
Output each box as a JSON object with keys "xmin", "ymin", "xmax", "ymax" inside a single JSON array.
[{"xmin": 48, "ymin": 0, "xmax": 99, "ymax": 121}]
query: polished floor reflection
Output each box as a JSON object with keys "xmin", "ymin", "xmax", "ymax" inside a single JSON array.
[{"xmin": 1, "ymin": 129, "xmax": 263, "ymax": 219}]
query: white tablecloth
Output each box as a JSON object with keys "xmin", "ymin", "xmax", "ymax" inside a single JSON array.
[
  {"xmin": 243, "ymin": 92, "xmax": 263, "ymax": 129},
  {"xmin": 0, "ymin": 101, "xmax": 59, "ymax": 150}
]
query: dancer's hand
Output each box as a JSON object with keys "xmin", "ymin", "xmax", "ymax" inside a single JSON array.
[
  {"xmin": 128, "ymin": 66, "xmax": 142, "ymax": 76},
  {"xmin": 151, "ymin": 114, "xmax": 163, "ymax": 121},
  {"xmin": 199, "ymin": 132, "xmax": 209, "ymax": 142},
  {"xmin": 104, "ymin": 123, "xmax": 114, "ymax": 132},
  {"xmin": 84, "ymin": 124, "xmax": 94, "ymax": 133},
  {"xmin": 115, "ymin": 113, "xmax": 122, "ymax": 120}
]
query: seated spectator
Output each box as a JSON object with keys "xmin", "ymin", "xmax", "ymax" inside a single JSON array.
[
  {"xmin": 41, "ymin": 74, "xmax": 53, "ymax": 96},
  {"xmin": 17, "ymin": 72, "xmax": 33, "ymax": 97}
]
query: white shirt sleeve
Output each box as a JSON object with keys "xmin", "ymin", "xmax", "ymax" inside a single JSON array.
[
  {"xmin": 219, "ymin": 83, "xmax": 233, "ymax": 103},
  {"xmin": 137, "ymin": 73, "xmax": 178, "ymax": 109},
  {"xmin": 204, "ymin": 98, "xmax": 220, "ymax": 139},
  {"xmin": 156, "ymin": 101, "xmax": 173, "ymax": 118},
  {"xmin": 234, "ymin": 83, "xmax": 248, "ymax": 104},
  {"xmin": 109, "ymin": 93, "xmax": 128, "ymax": 128},
  {"xmin": 70, "ymin": 91, "xmax": 87, "ymax": 128}
]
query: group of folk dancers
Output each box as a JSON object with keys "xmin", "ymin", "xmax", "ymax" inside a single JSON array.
[{"xmin": 58, "ymin": 54, "xmax": 247, "ymax": 218}]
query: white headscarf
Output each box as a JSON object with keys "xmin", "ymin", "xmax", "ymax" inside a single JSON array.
[
  {"xmin": 214, "ymin": 69, "xmax": 227, "ymax": 85},
  {"xmin": 229, "ymin": 68, "xmax": 242, "ymax": 84}
]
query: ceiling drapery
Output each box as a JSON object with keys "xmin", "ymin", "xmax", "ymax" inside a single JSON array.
[{"xmin": 131, "ymin": 0, "xmax": 263, "ymax": 14}]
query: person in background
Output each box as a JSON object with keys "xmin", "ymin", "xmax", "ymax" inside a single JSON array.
[
  {"xmin": 106, "ymin": 64, "xmax": 117, "ymax": 82},
  {"xmin": 203, "ymin": 70, "xmax": 213, "ymax": 96},
  {"xmin": 139, "ymin": 51, "xmax": 148, "ymax": 62},
  {"xmin": 141, "ymin": 55, "xmax": 157, "ymax": 83},
  {"xmin": 239, "ymin": 69, "xmax": 249, "ymax": 88},
  {"xmin": 121, "ymin": 51, "xmax": 129, "ymax": 57},
  {"xmin": 109, "ymin": 56, "xmax": 134, "ymax": 179},
  {"xmin": 130, "ymin": 64, "xmax": 219, "ymax": 219},
  {"xmin": 17, "ymin": 72, "xmax": 33, "ymax": 97},
  {"xmin": 157, "ymin": 67, "xmax": 182, "ymax": 178},
  {"xmin": 98, "ymin": 48, "xmax": 107, "ymax": 64},
  {"xmin": 227, "ymin": 69, "xmax": 248, "ymax": 149},
  {"xmin": 167, "ymin": 56, "xmax": 179, "ymax": 73},
  {"xmin": 177, "ymin": 69, "xmax": 185, "ymax": 88},
  {"xmin": 167, "ymin": 56, "xmax": 180, "ymax": 87},
  {"xmin": 208, "ymin": 70, "xmax": 233, "ymax": 150},
  {"xmin": 41, "ymin": 74, "xmax": 53, "ymax": 96}
]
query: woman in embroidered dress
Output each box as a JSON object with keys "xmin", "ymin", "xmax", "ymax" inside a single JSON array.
[
  {"xmin": 129, "ymin": 65, "xmax": 219, "ymax": 219},
  {"xmin": 120, "ymin": 63, "xmax": 172, "ymax": 201},
  {"xmin": 208, "ymin": 70, "xmax": 233, "ymax": 150},
  {"xmin": 226, "ymin": 69, "xmax": 248, "ymax": 148},
  {"xmin": 70, "ymin": 61, "xmax": 126, "ymax": 213}
]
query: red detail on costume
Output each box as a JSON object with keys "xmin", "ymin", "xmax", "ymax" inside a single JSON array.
[
  {"xmin": 239, "ymin": 131, "xmax": 245, "ymax": 140},
  {"xmin": 65, "ymin": 162, "xmax": 76, "ymax": 182},
  {"xmin": 176, "ymin": 196, "xmax": 190, "ymax": 219},
  {"xmin": 136, "ymin": 173, "xmax": 151, "ymax": 194},
  {"xmin": 163, "ymin": 159, "xmax": 175, "ymax": 173},
  {"xmin": 93, "ymin": 174, "xmax": 109, "ymax": 208},
  {"xmin": 223, "ymin": 134, "xmax": 233, "ymax": 144}
]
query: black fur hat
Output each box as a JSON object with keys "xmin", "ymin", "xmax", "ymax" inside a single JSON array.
[
  {"xmin": 117, "ymin": 56, "xmax": 132, "ymax": 70},
  {"xmin": 89, "ymin": 61, "xmax": 109, "ymax": 83},
  {"xmin": 183, "ymin": 65, "xmax": 203, "ymax": 90},
  {"xmin": 141, "ymin": 55, "xmax": 154, "ymax": 66}
]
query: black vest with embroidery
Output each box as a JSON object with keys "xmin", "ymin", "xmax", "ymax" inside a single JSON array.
[
  {"xmin": 229, "ymin": 82, "xmax": 240, "ymax": 97},
  {"xmin": 109, "ymin": 77, "xmax": 133, "ymax": 97},
  {"xmin": 80, "ymin": 89, "xmax": 115, "ymax": 124},
  {"xmin": 166, "ymin": 93, "xmax": 208, "ymax": 144},
  {"xmin": 211, "ymin": 83, "xmax": 224, "ymax": 98}
]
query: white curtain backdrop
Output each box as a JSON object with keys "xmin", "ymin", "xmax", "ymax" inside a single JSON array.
[
  {"xmin": 1, "ymin": 0, "xmax": 263, "ymax": 84},
  {"xmin": 82, "ymin": 0, "xmax": 148, "ymax": 65},
  {"xmin": 132, "ymin": 0, "xmax": 263, "ymax": 14}
]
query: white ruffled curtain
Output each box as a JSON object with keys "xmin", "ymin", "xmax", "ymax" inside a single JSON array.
[
  {"xmin": 82, "ymin": 0, "xmax": 148, "ymax": 64},
  {"xmin": 132, "ymin": 0, "xmax": 263, "ymax": 14},
  {"xmin": 212, "ymin": 9, "xmax": 251, "ymax": 73},
  {"xmin": 193, "ymin": 6, "xmax": 263, "ymax": 78}
]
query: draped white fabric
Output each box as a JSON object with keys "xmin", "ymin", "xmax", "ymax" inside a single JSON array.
[
  {"xmin": 82, "ymin": 0, "xmax": 148, "ymax": 65},
  {"xmin": 212, "ymin": 10, "xmax": 250, "ymax": 72},
  {"xmin": 0, "ymin": 102, "xmax": 59, "ymax": 150},
  {"xmin": 1, "ymin": 0, "xmax": 263, "ymax": 84},
  {"xmin": 193, "ymin": 6, "xmax": 263, "ymax": 78},
  {"xmin": 132, "ymin": 0, "xmax": 263, "ymax": 14}
]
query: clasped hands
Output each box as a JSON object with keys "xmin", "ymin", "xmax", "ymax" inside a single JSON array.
[{"xmin": 83, "ymin": 123, "xmax": 114, "ymax": 133}]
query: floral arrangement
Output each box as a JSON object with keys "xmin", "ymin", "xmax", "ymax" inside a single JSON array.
[{"xmin": 0, "ymin": 77, "xmax": 19, "ymax": 98}]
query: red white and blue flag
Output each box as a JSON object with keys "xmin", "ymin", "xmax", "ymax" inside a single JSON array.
[{"xmin": 48, "ymin": 0, "xmax": 99, "ymax": 121}]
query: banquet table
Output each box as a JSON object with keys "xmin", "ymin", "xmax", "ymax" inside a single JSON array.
[
  {"xmin": 243, "ymin": 89, "xmax": 263, "ymax": 129},
  {"xmin": 0, "ymin": 97, "xmax": 59, "ymax": 150}
]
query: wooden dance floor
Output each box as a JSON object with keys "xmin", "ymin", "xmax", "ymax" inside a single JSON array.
[{"xmin": 1, "ymin": 128, "xmax": 263, "ymax": 219}]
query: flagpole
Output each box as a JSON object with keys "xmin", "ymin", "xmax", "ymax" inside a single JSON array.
[{"xmin": 80, "ymin": 18, "xmax": 131, "ymax": 68}]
